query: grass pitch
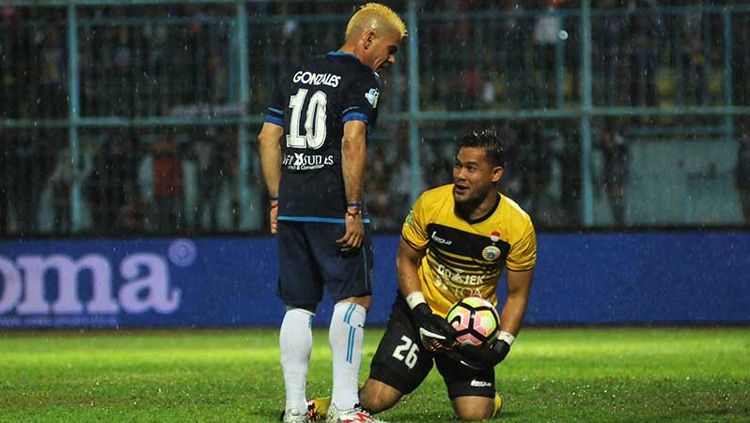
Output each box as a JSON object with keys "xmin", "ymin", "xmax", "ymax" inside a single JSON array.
[{"xmin": 0, "ymin": 328, "xmax": 748, "ymax": 422}]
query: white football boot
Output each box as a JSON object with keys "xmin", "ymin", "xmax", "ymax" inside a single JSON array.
[
  {"xmin": 326, "ymin": 403, "xmax": 386, "ymax": 423},
  {"xmin": 282, "ymin": 408, "xmax": 309, "ymax": 423}
]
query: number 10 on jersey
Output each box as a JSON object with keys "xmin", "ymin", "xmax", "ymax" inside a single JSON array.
[{"xmin": 287, "ymin": 88, "xmax": 328, "ymax": 149}]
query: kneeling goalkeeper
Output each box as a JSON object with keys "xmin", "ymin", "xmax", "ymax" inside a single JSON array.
[{"xmin": 316, "ymin": 129, "xmax": 537, "ymax": 421}]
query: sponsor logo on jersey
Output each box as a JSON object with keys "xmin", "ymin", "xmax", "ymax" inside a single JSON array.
[
  {"xmin": 433, "ymin": 276, "xmax": 484, "ymax": 299},
  {"xmin": 436, "ymin": 264, "xmax": 484, "ymax": 286},
  {"xmin": 283, "ymin": 153, "xmax": 335, "ymax": 171},
  {"xmin": 470, "ymin": 379, "xmax": 493, "ymax": 388},
  {"xmin": 292, "ymin": 71, "xmax": 341, "ymax": 88},
  {"xmin": 431, "ymin": 231, "xmax": 452, "ymax": 246},
  {"xmin": 482, "ymin": 245, "xmax": 502, "ymax": 261},
  {"xmin": 365, "ymin": 88, "xmax": 379, "ymax": 108}
]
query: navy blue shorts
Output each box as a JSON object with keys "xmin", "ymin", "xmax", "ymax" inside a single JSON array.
[{"xmin": 277, "ymin": 220, "xmax": 373, "ymax": 309}]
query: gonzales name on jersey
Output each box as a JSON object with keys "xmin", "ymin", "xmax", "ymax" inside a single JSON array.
[
  {"xmin": 265, "ymin": 51, "xmax": 381, "ymax": 221},
  {"xmin": 401, "ymin": 184, "xmax": 537, "ymax": 317}
]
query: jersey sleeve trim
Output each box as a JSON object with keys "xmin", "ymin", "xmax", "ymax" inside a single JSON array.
[
  {"xmin": 400, "ymin": 234, "xmax": 426, "ymax": 251},
  {"xmin": 506, "ymin": 265, "xmax": 536, "ymax": 272},
  {"xmin": 265, "ymin": 115, "xmax": 284, "ymax": 126},
  {"xmin": 266, "ymin": 107, "xmax": 284, "ymax": 126},
  {"xmin": 342, "ymin": 111, "xmax": 369, "ymax": 123}
]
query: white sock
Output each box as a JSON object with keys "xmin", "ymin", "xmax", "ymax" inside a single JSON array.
[
  {"xmin": 280, "ymin": 308, "xmax": 314, "ymax": 413},
  {"xmin": 329, "ymin": 302, "xmax": 367, "ymax": 410}
]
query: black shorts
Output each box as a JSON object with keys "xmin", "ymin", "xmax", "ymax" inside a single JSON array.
[
  {"xmin": 277, "ymin": 220, "xmax": 373, "ymax": 309},
  {"xmin": 368, "ymin": 294, "xmax": 496, "ymax": 399}
]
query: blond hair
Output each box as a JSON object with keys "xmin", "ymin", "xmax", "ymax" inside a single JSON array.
[{"xmin": 345, "ymin": 3, "xmax": 407, "ymax": 40}]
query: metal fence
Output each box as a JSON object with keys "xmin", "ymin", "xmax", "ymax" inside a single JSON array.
[{"xmin": 1, "ymin": 0, "xmax": 749, "ymax": 235}]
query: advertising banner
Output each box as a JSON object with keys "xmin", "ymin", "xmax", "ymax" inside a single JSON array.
[{"xmin": 0, "ymin": 233, "xmax": 748, "ymax": 328}]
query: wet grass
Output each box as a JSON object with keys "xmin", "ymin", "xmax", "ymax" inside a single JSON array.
[{"xmin": 0, "ymin": 327, "xmax": 748, "ymax": 422}]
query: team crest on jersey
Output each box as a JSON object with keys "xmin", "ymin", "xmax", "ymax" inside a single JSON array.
[
  {"xmin": 482, "ymin": 245, "xmax": 502, "ymax": 261},
  {"xmin": 365, "ymin": 88, "xmax": 379, "ymax": 108}
]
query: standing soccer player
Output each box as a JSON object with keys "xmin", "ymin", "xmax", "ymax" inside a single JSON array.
[
  {"xmin": 314, "ymin": 129, "xmax": 536, "ymax": 421},
  {"xmin": 257, "ymin": 4, "xmax": 406, "ymax": 423}
]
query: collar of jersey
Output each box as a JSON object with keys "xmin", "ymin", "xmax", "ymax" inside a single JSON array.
[
  {"xmin": 327, "ymin": 50, "xmax": 360, "ymax": 61},
  {"xmin": 458, "ymin": 192, "xmax": 502, "ymax": 225}
]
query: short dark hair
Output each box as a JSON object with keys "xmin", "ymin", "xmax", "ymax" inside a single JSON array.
[{"xmin": 457, "ymin": 129, "xmax": 505, "ymax": 167}]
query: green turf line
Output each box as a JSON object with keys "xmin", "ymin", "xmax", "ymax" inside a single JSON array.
[{"xmin": 0, "ymin": 328, "xmax": 748, "ymax": 422}]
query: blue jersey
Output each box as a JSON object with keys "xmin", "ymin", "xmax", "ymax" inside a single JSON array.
[{"xmin": 265, "ymin": 51, "xmax": 381, "ymax": 221}]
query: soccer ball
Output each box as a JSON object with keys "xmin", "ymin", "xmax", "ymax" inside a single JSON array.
[{"xmin": 445, "ymin": 297, "xmax": 500, "ymax": 347}]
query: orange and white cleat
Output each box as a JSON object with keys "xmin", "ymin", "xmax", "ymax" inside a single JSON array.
[{"xmin": 326, "ymin": 403, "xmax": 386, "ymax": 423}]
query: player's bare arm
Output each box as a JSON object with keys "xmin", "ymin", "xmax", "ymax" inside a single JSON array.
[
  {"xmin": 397, "ymin": 239, "xmax": 458, "ymax": 351},
  {"xmin": 500, "ymin": 269, "xmax": 533, "ymax": 336},
  {"xmin": 336, "ymin": 120, "xmax": 367, "ymax": 252},
  {"xmin": 395, "ymin": 238, "xmax": 424, "ymax": 297},
  {"xmin": 257, "ymin": 122, "xmax": 284, "ymax": 234}
]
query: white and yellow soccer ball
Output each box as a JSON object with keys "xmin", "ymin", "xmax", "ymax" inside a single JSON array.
[{"xmin": 445, "ymin": 296, "xmax": 500, "ymax": 347}]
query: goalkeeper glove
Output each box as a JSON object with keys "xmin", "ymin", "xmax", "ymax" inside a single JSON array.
[
  {"xmin": 411, "ymin": 302, "xmax": 458, "ymax": 352},
  {"xmin": 450, "ymin": 332, "xmax": 514, "ymax": 369}
]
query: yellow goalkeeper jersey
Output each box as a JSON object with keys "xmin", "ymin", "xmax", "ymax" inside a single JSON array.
[{"xmin": 401, "ymin": 184, "xmax": 536, "ymax": 317}]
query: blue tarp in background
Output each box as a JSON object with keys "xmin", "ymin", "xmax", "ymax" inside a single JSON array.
[{"xmin": 0, "ymin": 233, "xmax": 748, "ymax": 328}]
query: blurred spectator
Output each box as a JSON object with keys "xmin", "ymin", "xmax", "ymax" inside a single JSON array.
[
  {"xmin": 535, "ymin": 125, "xmax": 571, "ymax": 227},
  {"xmin": 86, "ymin": 130, "xmax": 139, "ymax": 232},
  {"xmin": 151, "ymin": 132, "xmax": 185, "ymax": 232},
  {"xmin": 627, "ymin": 1, "xmax": 659, "ymax": 107},
  {"xmin": 206, "ymin": 46, "xmax": 228, "ymax": 104},
  {"xmin": 190, "ymin": 128, "xmax": 232, "ymax": 231},
  {"xmin": 385, "ymin": 124, "xmax": 415, "ymax": 228},
  {"xmin": 366, "ymin": 146, "xmax": 398, "ymax": 232},
  {"xmin": 10, "ymin": 130, "xmax": 48, "ymax": 233},
  {"xmin": 532, "ymin": 0, "xmax": 563, "ymax": 108},
  {"xmin": 39, "ymin": 26, "xmax": 66, "ymax": 118},
  {"xmin": 1, "ymin": 7, "xmax": 18, "ymax": 119},
  {"xmin": 732, "ymin": 13, "xmax": 749, "ymax": 106},
  {"xmin": 49, "ymin": 146, "xmax": 74, "ymax": 232},
  {"xmin": 224, "ymin": 127, "xmax": 241, "ymax": 229},
  {"xmin": 449, "ymin": 69, "xmax": 487, "ymax": 111},
  {"xmin": 599, "ymin": 120, "xmax": 629, "ymax": 226},
  {"xmin": 560, "ymin": 121, "xmax": 581, "ymax": 225},
  {"xmin": 517, "ymin": 123, "xmax": 552, "ymax": 225},
  {"xmin": 735, "ymin": 124, "xmax": 750, "ymax": 224},
  {"xmin": 497, "ymin": 123, "xmax": 522, "ymax": 199},
  {"xmin": 118, "ymin": 199, "xmax": 148, "ymax": 231},
  {"xmin": 143, "ymin": 7, "xmax": 169, "ymax": 115},
  {"xmin": 183, "ymin": 5, "xmax": 207, "ymax": 104},
  {"xmin": 595, "ymin": 0, "xmax": 627, "ymax": 106},
  {"xmin": 85, "ymin": 146, "xmax": 111, "ymax": 230},
  {"xmin": 271, "ymin": 2, "xmax": 301, "ymax": 84},
  {"xmin": 112, "ymin": 25, "xmax": 134, "ymax": 116},
  {"xmin": 497, "ymin": 1, "xmax": 531, "ymax": 108},
  {"xmin": 423, "ymin": 137, "xmax": 455, "ymax": 192},
  {"xmin": 680, "ymin": 11, "xmax": 708, "ymax": 105}
]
